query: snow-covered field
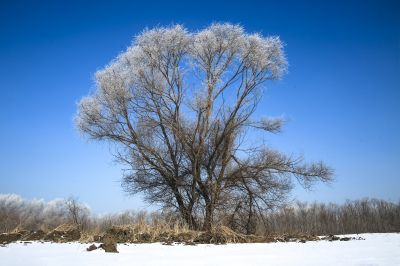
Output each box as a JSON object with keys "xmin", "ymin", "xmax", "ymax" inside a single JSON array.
[{"xmin": 1, "ymin": 233, "xmax": 399, "ymax": 266}]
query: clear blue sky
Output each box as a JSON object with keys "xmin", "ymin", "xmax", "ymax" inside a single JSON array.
[{"xmin": 0, "ymin": 0, "xmax": 399, "ymax": 214}]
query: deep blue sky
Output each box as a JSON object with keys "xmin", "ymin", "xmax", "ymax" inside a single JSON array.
[{"xmin": 0, "ymin": 0, "xmax": 399, "ymax": 213}]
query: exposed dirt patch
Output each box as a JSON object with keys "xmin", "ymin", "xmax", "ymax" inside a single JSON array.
[
  {"xmin": 102, "ymin": 225, "xmax": 136, "ymax": 243},
  {"xmin": 23, "ymin": 230, "xmax": 46, "ymax": 241},
  {"xmin": 0, "ymin": 228, "xmax": 47, "ymax": 243},
  {"xmin": 44, "ymin": 224, "xmax": 81, "ymax": 243},
  {"xmin": 99, "ymin": 235, "xmax": 118, "ymax": 253},
  {"xmin": 0, "ymin": 233, "xmax": 23, "ymax": 244}
]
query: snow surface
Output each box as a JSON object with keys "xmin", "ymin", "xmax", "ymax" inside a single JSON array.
[{"xmin": 1, "ymin": 233, "xmax": 399, "ymax": 266}]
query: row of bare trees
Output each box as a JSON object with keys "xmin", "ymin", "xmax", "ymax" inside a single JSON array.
[
  {"xmin": 0, "ymin": 194, "xmax": 90, "ymax": 232},
  {"xmin": 0, "ymin": 194, "xmax": 180, "ymax": 233},
  {"xmin": 256, "ymin": 199, "xmax": 400, "ymax": 235},
  {"xmin": 1, "ymin": 194, "xmax": 399, "ymax": 235}
]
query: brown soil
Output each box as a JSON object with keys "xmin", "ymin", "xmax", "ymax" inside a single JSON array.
[
  {"xmin": 23, "ymin": 230, "xmax": 46, "ymax": 241},
  {"xmin": 1, "ymin": 226, "xmax": 48, "ymax": 243},
  {"xmin": 99, "ymin": 235, "xmax": 118, "ymax": 253},
  {"xmin": 0, "ymin": 233, "xmax": 23, "ymax": 244},
  {"xmin": 102, "ymin": 225, "xmax": 136, "ymax": 243},
  {"xmin": 44, "ymin": 224, "xmax": 81, "ymax": 243}
]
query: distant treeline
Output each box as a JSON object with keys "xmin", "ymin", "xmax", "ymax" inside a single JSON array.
[
  {"xmin": 0, "ymin": 194, "xmax": 399, "ymax": 235},
  {"xmin": 259, "ymin": 199, "xmax": 400, "ymax": 235}
]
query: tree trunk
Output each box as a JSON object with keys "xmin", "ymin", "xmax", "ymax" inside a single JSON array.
[
  {"xmin": 173, "ymin": 190, "xmax": 197, "ymax": 230},
  {"xmin": 202, "ymin": 202, "xmax": 213, "ymax": 232},
  {"xmin": 245, "ymin": 196, "xmax": 256, "ymax": 235},
  {"xmin": 182, "ymin": 209, "xmax": 198, "ymax": 230}
]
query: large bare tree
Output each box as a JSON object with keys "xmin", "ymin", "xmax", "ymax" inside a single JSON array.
[{"xmin": 75, "ymin": 23, "xmax": 333, "ymax": 232}]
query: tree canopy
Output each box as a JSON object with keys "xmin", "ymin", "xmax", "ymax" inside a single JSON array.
[{"xmin": 76, "ymin": 23, "xmax": 333, "ymax": 233}]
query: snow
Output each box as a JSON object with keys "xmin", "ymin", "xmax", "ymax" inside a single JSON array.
[{"xmin": 1, "ymin": 233, "xmax": 399, "ymax": 266}]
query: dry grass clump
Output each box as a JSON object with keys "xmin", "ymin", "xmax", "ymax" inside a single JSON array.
[
  {"xmin": 87, "ymin": 224, "xmax": 265, "ymax": 245},
  {"xmin": 99, "ymin": 223, "xmax": 195, "ymax": 243},
  {"xmin": 1, "ymin": 222, "xmax": 360, "ymax": 245},
  {"xmin": 194, "ymin": 226, "xmax": 250, "ymax": 244}
]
